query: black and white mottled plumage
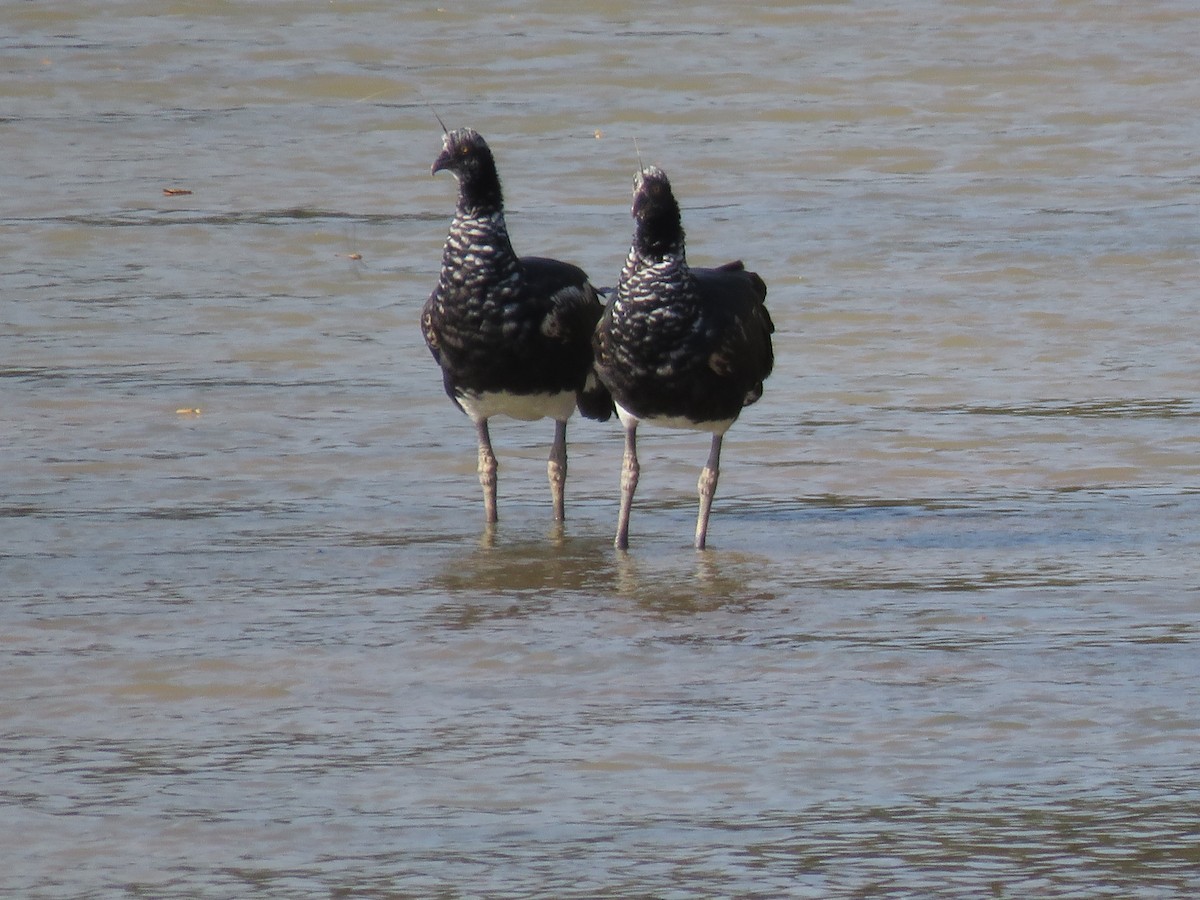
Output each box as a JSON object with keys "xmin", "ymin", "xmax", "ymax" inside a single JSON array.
[
  {"xmin": 593, "ymin": 166, "xmax": 774, "ymax": 550},
  {"xmin": 422, "ymin": 128, "xmax": 612, "ymax": 524}
]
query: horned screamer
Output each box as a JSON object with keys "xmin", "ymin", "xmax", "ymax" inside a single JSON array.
[
  {"xmin": 593, "ymin": 166, "xmax": 774, "ymax": 550},
  {"xmin": 422, "ymin": 128, "xmax": 611, "ymax": 525}
]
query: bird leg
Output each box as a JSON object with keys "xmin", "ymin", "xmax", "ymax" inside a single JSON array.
[
  {"xmin": 694, "ymin": 434, "xmax": 723, "ymax": 550},
  {"xmin": 616, "ymin": 423, "xmax": 639, "ymax": 550},
  {"xmin": 476, "ymin": 419, "xmax": 498, "ymax": 524},
  {"xmin": 548, "ymin": 419, "xmax": 568, "ymax": 522}
]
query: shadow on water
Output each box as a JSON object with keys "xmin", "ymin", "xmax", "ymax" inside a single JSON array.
[
  {"xmin": 419, "ymin": 526, "xmax": 614, "ymax": 595},
  {"xmin": 613, "ymin": 549, "xmax": 780, "ymax": 616},
  {"xmin": 404, "ymin": 515, "xmax": 783, "ymax": 624}
]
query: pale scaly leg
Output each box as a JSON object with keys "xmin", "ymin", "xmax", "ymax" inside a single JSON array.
[
  {"xmin": 694, "ymin": 434, "xmax": 723, "ymax": 550},
  {"xmin": 476, "ymin": 418, "xmax": 498, "ymax": 524},
  {"xmin": 615, "ymin": 422, "xmax": 639, "ymax": 550},
  {"xmin": 548, "ymin": 419, "xmax": 568, "ymax": 522}
]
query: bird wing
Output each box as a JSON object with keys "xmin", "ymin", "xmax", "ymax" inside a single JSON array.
[
  {"xmin": 521, "ymin": 256, "xmax": 613, "ymax": 421},
  {"xmin": 420, "ymin": 291, "xmax": 443, "ymax": 365},
  {"xmin": 422, "ymin": 290, "xmax": 471, "ymax": 411},
  {"xmin": 520, "ymin": 257, "xmax": 602, "ymax": 334},
  {"xmin": 694, "ymin": 263, "xmax": 774, "ymax": 406}
]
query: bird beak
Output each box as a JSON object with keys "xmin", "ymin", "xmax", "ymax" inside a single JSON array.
[
  {"xmin": 632, "ymin": 180, "xmax": 651, "ymax": 217},
  {"xmin": 431, "ymin": 145, "xmax": 453, "ymax": 176}
]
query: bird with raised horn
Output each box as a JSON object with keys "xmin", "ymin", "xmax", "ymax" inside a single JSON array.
[
  {"xmin": 593, "ymin": 165, "xmax": 774, "ymax": 550},
  {"xmin": 422, "ymin": 128, "xmax": 612, "ymax": 525}
]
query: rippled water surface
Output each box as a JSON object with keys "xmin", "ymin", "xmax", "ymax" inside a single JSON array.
[{"xmin": 3, "ymin": 1, "xmax": 1199, "ymax": 897}]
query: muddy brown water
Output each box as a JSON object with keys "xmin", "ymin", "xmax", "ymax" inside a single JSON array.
[{"xmin": 3, "ymin": 2, "xmax": 1199, "ymax": 896}]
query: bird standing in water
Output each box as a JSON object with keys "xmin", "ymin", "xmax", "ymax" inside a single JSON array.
[
  {"xmin": 593, "ymin": 166, "xmax": 774, "ymax": 550},
  {"xmin": 423, "ymin": 128, "xmax": 611, "ymax": 524}
]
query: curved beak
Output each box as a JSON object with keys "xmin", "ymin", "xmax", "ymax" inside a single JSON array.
[{"xmin": 431, "ymin": 145, "xmax": 454, "ymax": 177}]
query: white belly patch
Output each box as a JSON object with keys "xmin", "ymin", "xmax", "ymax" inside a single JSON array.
[
  {"xmin": 460, "ymin": 390, "xmax": 578, "ymax": 423},
  {"xmin": 615, "ymin": 402, "xmax": 733, "ymax": 435}
]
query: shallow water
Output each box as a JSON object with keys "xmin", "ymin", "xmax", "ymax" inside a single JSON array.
[{"xmin": 3, "ymin": 1, "xmax": 1199, "ymax": 897}]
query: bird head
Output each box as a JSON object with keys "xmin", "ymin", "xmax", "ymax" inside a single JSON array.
[
  {"xmin": 631, "ymin": 166, "xmax": 685, "ymax": 258},
  {"xmin": 432, "ymin": 128, "xmax": 504, "ymax": 212}
]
